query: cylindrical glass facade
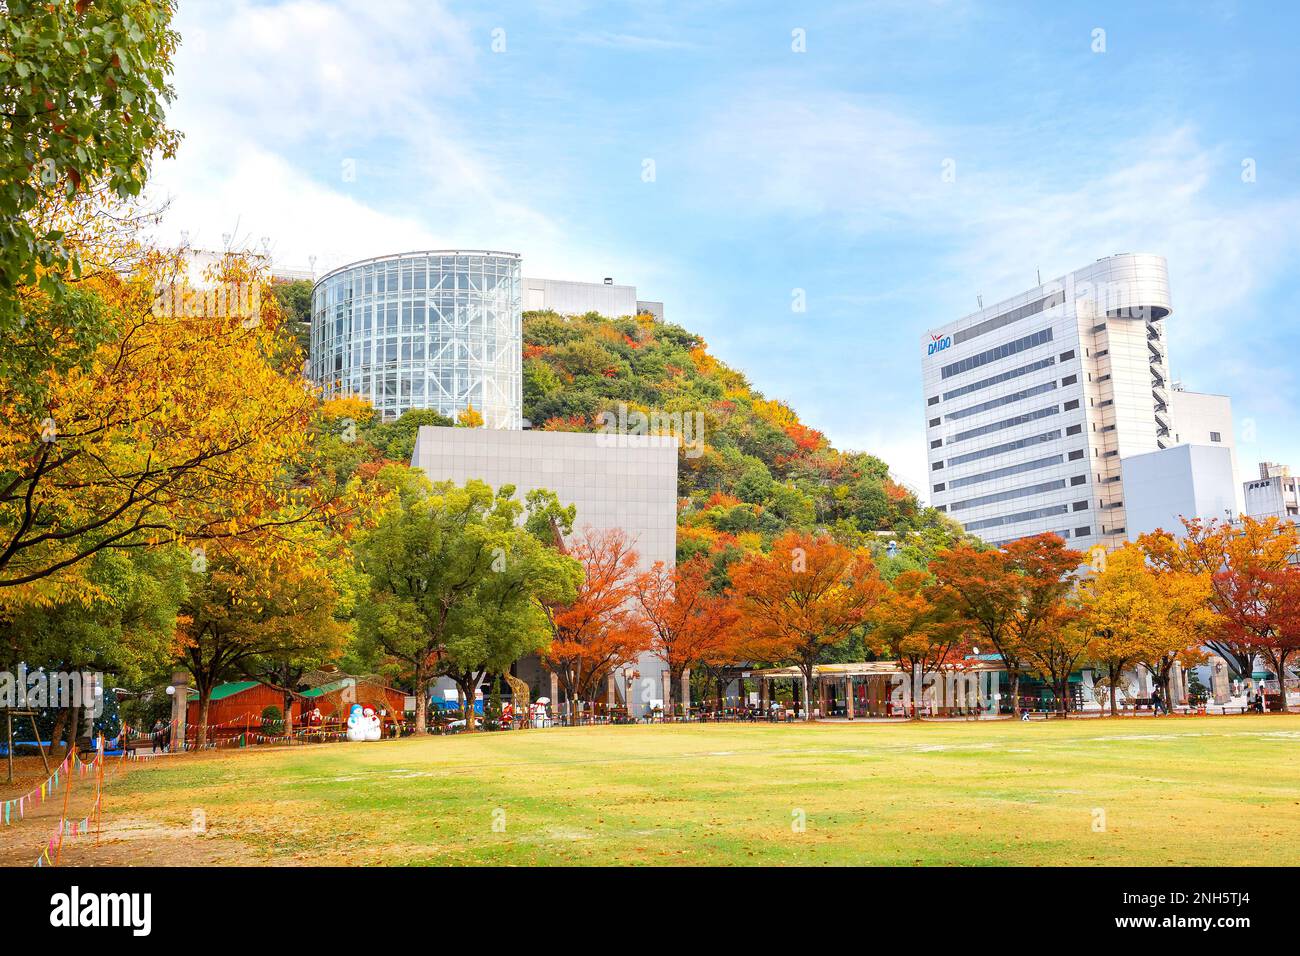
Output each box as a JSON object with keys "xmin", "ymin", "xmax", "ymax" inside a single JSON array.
[{"xmin": 310, "ymin": 251, "xmax": 522, "ymax": 427}]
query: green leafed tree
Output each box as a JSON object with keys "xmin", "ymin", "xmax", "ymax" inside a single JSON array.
[
  {"xmin": 353, "ymin": 473, "xmax": 581, "ymax": 733},
  {"xmin": 0, "ymin": 0, "xmax": 181, "ymax": 326}
]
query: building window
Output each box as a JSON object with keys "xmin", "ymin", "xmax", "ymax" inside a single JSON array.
[
  {"xmin": 946, "ymin": 381, "xmax": 1058, "ymax": 422},
  {"xmin": 928, "ymin": 396, "xmax": 939, "ymax": 406},
  {"xmin": 1061, "ymin": 375, "xmax": 1077, "ymax": 386},
  {"xmin": 940, "ymin": 328, "xmax": 1054, "ymax": 380},
  {"xmin": 1070, "ymin": 475, "xmax": 1087, "ymax": 486},
  {"xmin": 1059, "ymin": 350, "xmax": 1075, "ymax": 361},
  {"xmin": 948, "ymin": 455, "xmax": 1064, "ymax": 490},
  {"xmin": 1210, "ymin": 431, "xmax": 1222, "ymax": 442},
  {"xmin": 946, "ymin": 429, "xmax": 1062, "ymax": 467},
  {"xmin": 932, "ymin": 461, "xmax": 944, "ymax": 471},
  {"xmin": 1067, "ymin": 424, "xmax": 1082, "ymax": 435},
  {"xmin": 1068, "ymin": 449, "xmax": 1084, "ymax": 460},
  {"xmin": 941, "ymin": 357, "xmax": 1056, "ymax": 402},
  {"xmin": 1064, "ymin": 399, "xmax": 1080, "ymax": 411},
  {"xmin": 1073, "ymin": 501, "xmax": 1089, "ymax": 512},
  {"xmin": 950, "ymin": 479, "xmax": 1068, "ymax": 513},
  {"xmin": 1075, "ymin": 526, "xmax": 1091, "ymax": 537},
  {"xmin": 929, "ymin": 418, "xmax": 941, "ymax": 428},
  {"xmin": 951, "ymin": 405, "xmax": 1060, "ymax": 444},
  {"xmin": 930, "ymin": 439, "xmax": 942, "ymax": 449},
  {"xmin": 933, "ymin": 483, "xmax": 946, "ymax": 492}
]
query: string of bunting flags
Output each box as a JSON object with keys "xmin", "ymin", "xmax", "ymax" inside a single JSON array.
[
  {"xmin": 1, "ymin": 748, "xmax": 73, "ymax": 828},
  {"xmin": 33, "ymin": 737, "xmax": 109, "ymax": 867}
]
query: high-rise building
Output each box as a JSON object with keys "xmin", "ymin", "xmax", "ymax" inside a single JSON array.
[
  {"xmin": 922, "ymin": 254, "xmax": 1182, "ymax": 551},
  {"xmin": 310, "ymin": 251, "xmax": 522, "ymax": 427}
]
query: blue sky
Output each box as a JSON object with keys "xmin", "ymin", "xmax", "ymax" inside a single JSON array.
[{"xmin": 150, "ymin": 0, "xmax": 1300, "ymax": 495}]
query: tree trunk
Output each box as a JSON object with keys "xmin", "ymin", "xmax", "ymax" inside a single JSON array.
[
  {"xmin": 197, "ymin": 691, "xmax": 212, "ymax": 749},
  {"xmin": 459, "ymin": 678, "xmax": 477, "ymax": 732},
  {"xmin": 50, "ymin": 709, "xmax": 68, "ymax": 755},
  {"xmin": 413, "ymin": 664, "xmax": 428, "ymax": 734},
  {"xmin": 1010, "ymin": 670, "xmax": 1021, "ymax": 718},
  {"xmin": 1108, "ymin": 665, "xmax": 1119, "ymax": 718},
  {"xmin": 64, "ymin": 702, "xmax": 82, "ymax": 754},
  {"xmin": 1269, "ymin": 652, "xmax": 1289, "ymax": 713},
  {"xmin": 283, "ymin": 689, "xmax": 295, "ymax": 740},
  {"xmin": 801, "ymin": 665, "xmax": 815, "ymax": 721}
]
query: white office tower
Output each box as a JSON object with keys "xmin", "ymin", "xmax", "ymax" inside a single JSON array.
[{"xmin": 923, "ymin": 254, "xmax": 1183, "ymax": 551}]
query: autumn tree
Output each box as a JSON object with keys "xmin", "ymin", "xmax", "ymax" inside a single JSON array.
[
  {"xmin": 1140, "ymin": 516, "xmax": 1300, "ymax": 680},
  {"xmin": 1131, "ymin": 565, "xmax": 1215, "ymax": 710},
  {"xmin": 730, "ymin": 531, "xmax": 884, "ymax": 720},
  {"xmin": 929, "ymin": 544, "xmax": 1024, "ymax": 716},
  {"xmin": 634, "ymin": 555, "xmax": 739, "ymax": 711},
  {"xmin": 177, "ymin": 527, "xmax": 349, "ymax": 749},
  {"xmin": 539, "ymin": 527, "xmax": 649, "ymax": 722},
  {"xmin": 1077, "ymin": 544, "xmax": 1160, "ymax": 716},
  {"xmin": 867, "ymin": 570, "xmax": 969, "ymax": 718},
  {"xmin": 1213, "ymin": 565, "xmax": 1300, "ymax": 712},
  {"xmin": 0, "ymin": 250, "xmax": 324, "ymax": 605},
  {"xmin": 1004, "ymin": 535, "xmax": 1086, "ymax": 714}
]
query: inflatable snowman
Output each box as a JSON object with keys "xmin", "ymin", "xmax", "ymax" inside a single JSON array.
[
  {"xmin": 363, "ymin": 705, "xmax": 383, "ymax": 741},
  {"xmin": 345, "ymin": 703, "xmax": 367, "ymax": 742}
]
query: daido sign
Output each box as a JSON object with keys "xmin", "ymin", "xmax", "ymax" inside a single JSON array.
[{"xmin": 926, "ymin": 332, "xmax": 952, "ymax": 356}]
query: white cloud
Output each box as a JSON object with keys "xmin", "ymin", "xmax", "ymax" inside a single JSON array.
[{"xmin": 146, "ymin": 0, "xmax": 664, "ymax": 284}]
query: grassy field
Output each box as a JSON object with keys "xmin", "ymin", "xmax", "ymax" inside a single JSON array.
[{"xmin": 6, "ymin": 715, "xmax": 1300, "ymax": 866}]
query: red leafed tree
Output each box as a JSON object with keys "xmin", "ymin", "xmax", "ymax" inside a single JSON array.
[
  {"xmin": 634, "ymin": 555, "xmax": 739, "ymax": 710},
  {"xmin": 928, "ymin": 544, "xmax": 1025, "ymax": 716},
  {"xmin": 729, "ymin": 531, "xmax": 885, "ymax": 720},
  {"xmin": 1214, "ymin": 566, "xmax": 1300, "ymax": 712},
  {"xmin": 540, "ymin": 528, "xmax": 649, "ymax": 721}
]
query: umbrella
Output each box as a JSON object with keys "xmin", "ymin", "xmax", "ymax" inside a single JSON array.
[{"xmin": 535, "ymin": 697, "xmax": 550, "ymax": 705}]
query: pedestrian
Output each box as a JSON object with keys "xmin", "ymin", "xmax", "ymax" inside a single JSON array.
[
  {"xmin": 1151, "ymin": 687, "xmax": 1166, "ymax": 716},
  {"xmin": 151, "ymin": 719, "xmax": 163, "ymax": 753}
]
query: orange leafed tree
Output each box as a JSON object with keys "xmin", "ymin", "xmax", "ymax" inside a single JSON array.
[
  {"xmin": 1213, "ymin": 566, "xmax": 1300, "ymax": 712},
  {"xmin": 1141, "ymin": 516, "xmax": 1300, "ymax": 681},
  {"xmin": 928, "ymin": 544, "xmax": 1025, "ymax": 715},
  {"xmin": 868, "ymin": 570, "xmax": 971, "ymax": 718},
  {"xmin": 540, "ymin": 528, "xmax": 649, "ymax": 721},
  {"xmin": 0, "ymin": 249, "xmax": 322, "ymax": 608},
  {"xmin": 634, "ymin": 555, "xmax": 739, "ymax": 710},
  {"xmin": 730, "ymin": 531, "xmax": 884, "ymax": 720}
]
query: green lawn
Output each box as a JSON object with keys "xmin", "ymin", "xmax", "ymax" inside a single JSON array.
[{"xmin": 50, "ymin": 716, "xmax": 1300, "ymax": 866}]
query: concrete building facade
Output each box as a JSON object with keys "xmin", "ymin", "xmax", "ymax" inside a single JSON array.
[
  {"xmin": 523, "ymin": 276, "xmax": 663, "ymax": 321},
  {"xmin": 1244, "ymin": 461, "xmax": 1300, "ymax": 522},
  {"xmin": 410, "ymin": 426, "xmax": 679, "ymax": 717},
  {"xmin": 1121, "ymin": 443, "xmax": 1239, "ymax": 538}
]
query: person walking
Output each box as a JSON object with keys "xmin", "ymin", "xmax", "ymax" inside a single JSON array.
[
  {"xmin": 1151, "ymin": 687, "xmax": 1166, "ymax": 717},
  {"xmin": 150, "ymin": 719, "xmax": 164, "ymax": 753}
]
